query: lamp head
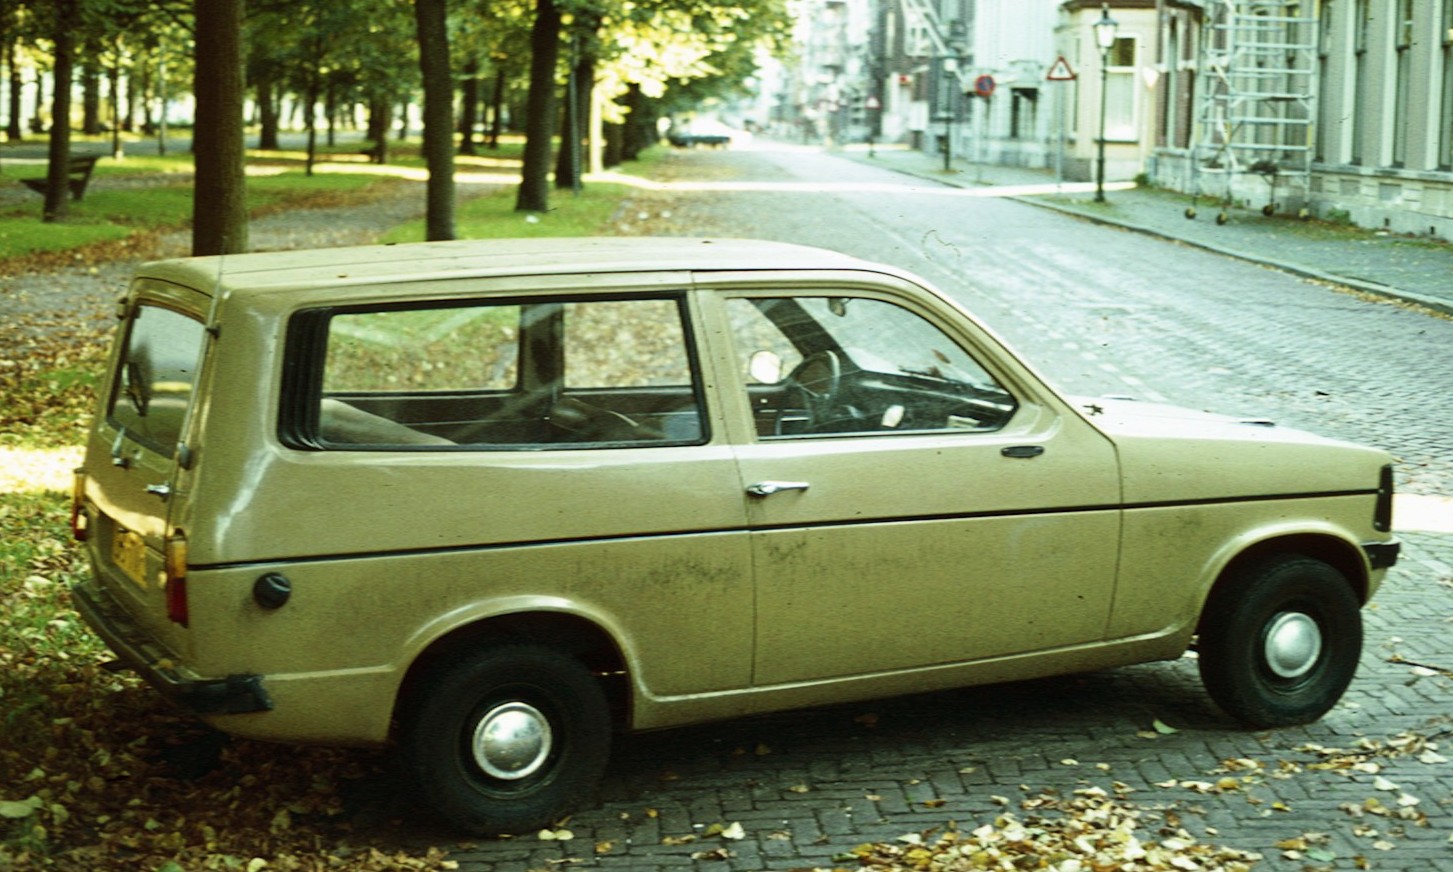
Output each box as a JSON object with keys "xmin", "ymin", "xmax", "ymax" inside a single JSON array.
[{"xmin": 1094, "ymin": 4, "xmax": 1119, "ymax": 52}]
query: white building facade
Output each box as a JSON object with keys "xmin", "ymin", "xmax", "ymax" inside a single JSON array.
[
  {"xmin": 1150, "ymin": 0, "xmax": 1453, "ymax": 236},
  {"xmin": 783, "ymin": 0, "xmax": 1453, "ymax": 236}
]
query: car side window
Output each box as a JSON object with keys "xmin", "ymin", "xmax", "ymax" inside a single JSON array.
[
  {"xmin": 302, "ymin": 296, "xmax": 705, "ymax": 449},
  {"xmin": 726, "ymin": 296, "xmax": 1017, "ymax": 438}
]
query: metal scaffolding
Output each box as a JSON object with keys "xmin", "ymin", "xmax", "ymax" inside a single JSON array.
[{"xmin": 1186, "ymin": 0, "xmax": 1318, "ymax": 223}]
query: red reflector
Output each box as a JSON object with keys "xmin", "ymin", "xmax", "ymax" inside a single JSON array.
[
  {"xmin": 166, "ymin": 577, "xmax": 189, "ymax": 627},
  {"xmin": 164, "ymin": 533, "xmax": 189, "ymax": 626}
]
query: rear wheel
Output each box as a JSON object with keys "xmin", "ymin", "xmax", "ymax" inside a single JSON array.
[
  {"xmin": 402, "ymin": 644, "xmax": 611, "ymax": 835},
  {"xmin": 1197, "ymin": 556, "xmax": 1361, "ymax": 727}
]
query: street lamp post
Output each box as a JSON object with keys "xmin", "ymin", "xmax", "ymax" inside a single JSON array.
[
  {"xmin": 940, "ymin": 57, "xmax": 958, "ymax": 172},
  {"xmin": 1093, "ymin": 4, "xmax": 1118, "ymax": 203}
]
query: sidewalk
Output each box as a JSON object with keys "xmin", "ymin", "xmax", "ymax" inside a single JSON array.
[{"xmin": 846, "ymin": 144, "xmax": 1453, "ymax": 318}]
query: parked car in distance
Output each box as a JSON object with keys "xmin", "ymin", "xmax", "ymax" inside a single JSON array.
[{"xmin": 72, "ymin": 237, "xmax": 1400, "ymax": 835}]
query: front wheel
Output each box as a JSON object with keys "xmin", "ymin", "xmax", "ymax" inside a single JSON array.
[
  {"xmin": 1197, "ymin": 556, "xmax": 1362, "ymax": 728},
  {"xmin": 402, "ymin": 644, "xmax": 611, "ymax": 835}
]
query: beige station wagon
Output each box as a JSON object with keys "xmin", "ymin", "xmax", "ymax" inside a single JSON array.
[{"xmin": 71, "ymin": 237, "xmax": 1400, "ymax": 834}]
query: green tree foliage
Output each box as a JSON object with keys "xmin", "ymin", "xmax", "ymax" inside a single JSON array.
[
  {"xmin": 246, "ymin": 0, "xmax": 416, "ymax": 167},
  {"xmin": 4, "ymin": 0, "xmax": 790, "ymax": 232}
]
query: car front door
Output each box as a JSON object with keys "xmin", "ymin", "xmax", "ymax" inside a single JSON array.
[{"xmin": 709, "ymin": 287, "xmax": 1123, "ymax": 687}]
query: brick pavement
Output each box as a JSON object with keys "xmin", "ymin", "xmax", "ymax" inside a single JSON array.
[
  {"xmin": 423, "ymin": 531, "xmax": 1452, "ymax": 871},
  {"xmin": 408, "ymin": 147, "xmax": 1453, "ymax": 872}
]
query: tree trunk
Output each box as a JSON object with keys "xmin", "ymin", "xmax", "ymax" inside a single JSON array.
[
  {"xmin": 621, "ymin": 83, "xmax": 645, "ymax": 162},
  {"xmin": 257, "ymin": 71, "xmax": 280, "ymax": 149},
  {"xmin": 603, "ymin": 121, "xmax": 623, "ymax": 168},
  {"xmin": 82, "ymin": 60, "xmax": 101, "ymax": 135},
  {"xmin": 303, "ymin": 74, "xmax": 319, "ymax": 175},
  {"xmin": 487, "ymin": 65, "xmax": 506, "ymax": 149},
  {"xmin": 459, "ymin": 60, "xmax": 479, "ymax": 156},
  {"xmin": 6, "ymin": 40, "xmax": 21, "ymax": 141},
  {"xmin": 554, "ymin": 25, "xmax": 595, "ymax": 192},
  {"xmin": 414, "ymin": 0, "xmax": 456, "ymax": 241},
  {"xmin": 367, "ymin": 96, "xmax": 391, "ymax": 164},
  {"xmin": 107, "ymin": 58, "xmax": 122, "ymax": 156},
  {"xmin": 325, "ymin": 78, "xmax": 337, "ymax": 147},
  {"xmin": 30, "ymin": 68, "xmax": 44, "ymax": 133},
  {"xmin": 43, "ymin": 1, "xmax": 76, "ymax": 223},
  {"xmin": 192, "ymin": 0, "xmax": 248, "ymax": 255},
  {"xmin": 516, "ymin": 0, "xmax": 560, "ymax": 213}
]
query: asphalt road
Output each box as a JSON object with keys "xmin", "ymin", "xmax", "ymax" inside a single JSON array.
[{"xmin": 402, "ymin": 143, "xmax": 1453, "ymax": 872}]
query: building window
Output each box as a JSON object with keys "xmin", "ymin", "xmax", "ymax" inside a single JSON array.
[
  {"xmin": 1105, "ymin": 36, "xmax": 1137, "ymax": 141},
  {"xmin": 1351, "ymin": 0, "xmax": 1370, "ymax": 164},
  {"xmin": 1010, "ymin": 88, "xmax": 1037, "ymax": 140},
  {"xmin": 1392, "ymin": 0, "xmax": 1415, "ymax": 166},
  {"xmin": 1316, "ymin": 0, "xmax": 1336, "ymax": 162},
  {"xmin": 1442, "ymin": 0, "xmax": 1453, "ymax": 168}
]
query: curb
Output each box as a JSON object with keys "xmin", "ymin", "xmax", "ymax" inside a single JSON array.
[{"xmin": 1013, "ymin": 196, "xmax": 1453, "ymax": 319}]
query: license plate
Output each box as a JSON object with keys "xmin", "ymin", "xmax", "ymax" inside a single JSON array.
[{"xmin": 112, "ymin": 528, "xmax": 149, "ymax": 588}]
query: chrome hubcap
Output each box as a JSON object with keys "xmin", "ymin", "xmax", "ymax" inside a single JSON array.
[
  {"xmin": 471, "ymin": 702, "xmax": 553, "ymax": 780},
  {"xmin": 1263, "ymin": 611, "xmax": 1322, "ymax": 679}
]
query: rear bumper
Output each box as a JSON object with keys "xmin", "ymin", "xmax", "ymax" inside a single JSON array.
[{"xmin": 71, "ymin": 579, "xmax": 273, "ymax": 715}]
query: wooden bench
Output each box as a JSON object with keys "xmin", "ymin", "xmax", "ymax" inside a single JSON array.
[{"xmin": 20, "ymin": 154, "xmax": 101, "ymax": 201}]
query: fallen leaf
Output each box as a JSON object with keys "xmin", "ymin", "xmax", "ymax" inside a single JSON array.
[{"xmin": 537, "ymin": 828, "xmax": 574, "ymax": 841}]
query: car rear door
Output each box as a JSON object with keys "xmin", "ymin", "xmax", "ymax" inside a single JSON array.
[{"xmin": 80, "ymin": 280, "xmax": 212, "ymax": 655}]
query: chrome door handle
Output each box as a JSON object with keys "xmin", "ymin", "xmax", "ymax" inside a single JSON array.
[
  {"xmin": 145, "ymin": 483, "xmax": 172, "ymax": 500},
  {"xmin": 746, "ymin": 480, "xmax": 811, "ymax": 497}
]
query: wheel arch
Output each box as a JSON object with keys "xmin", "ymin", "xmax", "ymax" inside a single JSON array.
[
  {"xmin": 1198, "ymin": 533, "xmax": 1369, "ymax": 633},
  {"xmin": 392, "ymin": 611, "xmax": 631, "ymax": 738}
]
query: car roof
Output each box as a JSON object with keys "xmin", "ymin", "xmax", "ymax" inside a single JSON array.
[{"xmin": 136, "ymin": 237, "xmax": 894, "ymax": 299}]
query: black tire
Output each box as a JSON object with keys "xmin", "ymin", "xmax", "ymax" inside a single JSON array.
[
  {"xmin": 1197, "ymin": 556, "xmax": 1362, "ymax": 728},
  {"xmin": 402, "ymin": 644, "xmax": 611, "ymax": 835}
]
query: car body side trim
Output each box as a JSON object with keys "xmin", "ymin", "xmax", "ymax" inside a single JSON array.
[{"xmin": 186, "ymin": 488, "xmax": 1381, "ymax": 572}]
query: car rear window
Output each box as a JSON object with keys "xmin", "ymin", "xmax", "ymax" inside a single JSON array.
[
  {"xmin": 108, "ymin": 303, "xmax": 207, "ymax": 458},
  {"xmin": 289, "ymin": 295, "xmax": 707, "ymax": 450}
]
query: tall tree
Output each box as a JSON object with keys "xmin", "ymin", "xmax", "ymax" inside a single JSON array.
[
  {"xmin": 515, "ymin": 0, "xmax": 560, "ymax": 213},
  {"xmin": 193, "ymin": 0, "xmax": 248, "ymax": 255},
  {"xmin": 554, "ymin": 8, "xmax": 600, "ymax": 191},
  {"xmin": 414, "ymin": 0, "xmax": 455, "ymax": 239},
  {"xmin": 42, "ymin": 0, "xmax": 78, "ymax": 223}
]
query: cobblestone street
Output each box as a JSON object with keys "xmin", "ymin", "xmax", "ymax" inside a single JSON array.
[
  {"xmin": 423, "ymin": 536, "xmax": 1452, "ymax": 872},
  {"xmin": 408, "ymin": 145, "xmax": 1453, "ymax": 871}
]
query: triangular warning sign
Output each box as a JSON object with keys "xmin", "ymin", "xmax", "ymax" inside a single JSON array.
[{"xmin": 1046, "ymin": 55, "xmax": 1077, "ymax": 81}]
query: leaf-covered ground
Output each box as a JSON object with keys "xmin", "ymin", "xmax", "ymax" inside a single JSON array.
[{"xmin": 0, "ymin": 320, "xmax": 462, "ymax": 871}]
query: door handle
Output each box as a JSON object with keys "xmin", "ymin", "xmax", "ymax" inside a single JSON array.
[
  {"xmin": 746, "ymin": 480, "xmax": 811, "ymax": 497},
  {"xmin": 1000, "ymin": 445, "xmax": 1045, "ymax": 459}
]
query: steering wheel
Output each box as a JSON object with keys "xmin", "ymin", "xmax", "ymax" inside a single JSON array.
[{"xmin": 787, "ymin": 350, "xmax": 844, "ymax": 429}]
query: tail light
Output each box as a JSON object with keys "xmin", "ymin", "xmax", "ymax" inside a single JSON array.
[
  {"xmin": 71, "ymin": 470, "xmax": 89, "ymax": 541},
  {"xmin": 1374, "ymin": 464, "xmax": 1394, "ymax": 533},
  {"xmin": 165, "ymin": 531, "xmax": 189, "ymax": 626}
]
